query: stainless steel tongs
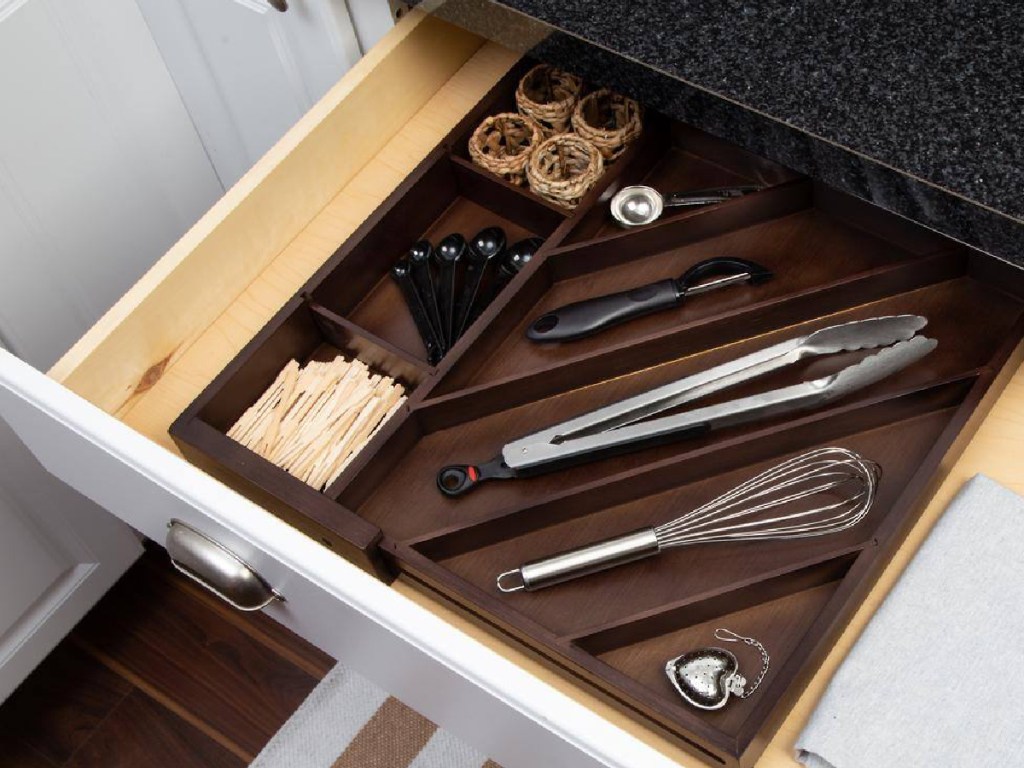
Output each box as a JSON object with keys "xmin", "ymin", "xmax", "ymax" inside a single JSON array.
[{"xmin": 437, "ymin": 315, "xmax": 936, "ymax": 496}]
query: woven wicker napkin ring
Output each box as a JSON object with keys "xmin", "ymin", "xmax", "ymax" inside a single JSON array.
[
  {"xmin": 572, "ymin": 88, "xmax": 643, "ymax": 161},
  {"xmin": 515, "ymin": 64, "xmax": 583, "ymax": 138},
  {"xmin": 468, "ymin": 112, "xmax": 543, "ymax": 186},
  {"xmin": 526, "ymin": 133, "xmax": 604, "ymax": 210}
]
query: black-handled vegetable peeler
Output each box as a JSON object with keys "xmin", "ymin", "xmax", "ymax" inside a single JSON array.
[{"xmin": 526, "ymin": 257, "xmax": 773, "ymax": 343}]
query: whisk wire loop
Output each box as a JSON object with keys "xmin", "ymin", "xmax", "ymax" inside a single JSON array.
[
  {"xmin": 657, "ymin": 474, "xmax": 859, "ymax": 536},
  {"xmin": 652, "ymin": 447, "xmax": 878, "ymax": 549}
]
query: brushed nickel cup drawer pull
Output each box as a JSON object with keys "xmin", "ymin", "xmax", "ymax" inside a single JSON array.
[{"xmin": 166, "ymin": 520, "xmax": 282, "ymax": 611}]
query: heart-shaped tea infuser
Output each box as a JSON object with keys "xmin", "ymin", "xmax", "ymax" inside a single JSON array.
[{"xmin": 665, "ymin": 629, "xmax": 770, "ymax": 710}]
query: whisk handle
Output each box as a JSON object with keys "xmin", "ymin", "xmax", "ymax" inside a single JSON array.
[{"xmin": 498, "ymin": 528, "xmax": 660, "ymax": 592}]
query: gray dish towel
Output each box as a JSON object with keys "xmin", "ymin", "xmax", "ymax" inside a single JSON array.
[{"xmin": 796, "ymin": 474, "xmax": 1024, "ymax": 768}]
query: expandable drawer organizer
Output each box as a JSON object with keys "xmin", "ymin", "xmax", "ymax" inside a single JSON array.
[{"xmin": 171, "ymin": 61, "xmax": 1024, "ymax": 766}]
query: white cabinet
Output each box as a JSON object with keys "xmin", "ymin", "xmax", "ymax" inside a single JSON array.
[{"xmin": 0, "ymin": 416, "xmax": 141, "ymax": 702}]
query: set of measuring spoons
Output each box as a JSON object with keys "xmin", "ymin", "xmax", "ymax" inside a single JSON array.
[{"xmin": 392, "ymin": 227, "xmax": 544, "ymax": 364}]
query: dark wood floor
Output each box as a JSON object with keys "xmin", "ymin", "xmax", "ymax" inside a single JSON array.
[{"xmin": 0, "ymin": 546, "xmax": 333, "ymax": 767}]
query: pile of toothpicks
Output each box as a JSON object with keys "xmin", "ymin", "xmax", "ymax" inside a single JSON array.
[{"xmin": 226, "ymin": 356, "xmax": 405, "ymax": 491}]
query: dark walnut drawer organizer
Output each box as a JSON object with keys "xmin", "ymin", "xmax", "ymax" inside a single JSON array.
[{"xmin": 171, "ymin": 61, "xmax": 1024, "ymax": 767}]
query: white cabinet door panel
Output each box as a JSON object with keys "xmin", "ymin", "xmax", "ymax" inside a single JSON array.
[
  {"xmin": 0, "ymin": 349, "xmax": 685, "ymax": 768},
  {"xmin": 0, "ymin": 413, "xmax": 142, "ymax": 701},
  {"xmin": 0, "ymin": 492, "xmax": 66, "ymax": 634},
  {"xmin": 135, "ymin": 0, "xmax": 378, "ymax": 188}
]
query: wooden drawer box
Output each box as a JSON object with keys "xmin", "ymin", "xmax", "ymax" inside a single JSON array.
[
  {"xmin": 168, "ymin": 44, "xmax": 1024, "ymax": 768},
  {"xmin": 18, "ymin": 11, "xmax": 1015, "ymax": 768}
]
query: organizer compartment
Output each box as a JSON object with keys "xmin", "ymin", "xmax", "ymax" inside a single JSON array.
[
  {"xmin": 196, "ymin": 298, "xmax": 426, "ymax": 436},
  {"xmin": 309, "ymin": 151, "xmax": 565, "ymax": 365},
  {"xmin": 446, "ymin": 61, "xmax": 658, "ymax": 204},
  {"xmin": 411, "ymin": 398, "xmax": 965, "ymax": 637},
  {"xmin": 171, "ymin": 54, "xmax": 1024, "ymax": 768},
  {"xmin": 171, "ymin": 296, "xmax": 421, "ymax": 576},
  {"xmin": 561, "ymin": 120, "xmax": 800, "ymax": 245},
  {"xmin": 427, "ymin": 182, "xmax": 962, "ymax": 397},
  {"xmin": 340, "ymin": 277, "xmax": 1021, "ymax": 541},
  {"xmin": 590, "ymin": 579, "xmax": 844, "ymax": 738}
]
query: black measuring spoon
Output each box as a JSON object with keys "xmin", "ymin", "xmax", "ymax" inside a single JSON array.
[
  {"xmin": 452, "ymin": 227, "xmax": 506, "ymax": 342},
  {"xmin": 408, "ymin": 240, "xmax": 444, "ymax": 353},
  {"xmin": 433, "ymin": 233, "xmax": 466, "ymax": 349},
  {"xmin": 527, "ymin": 257, "xmax": 773, "ymax": 342},
  {"xmin": 391, "ymin": 259, "xmax": 444, "ymax": 364},
  {"xmin": 468, "ymin": 236, "xmax": 544, "ymax": 325}
]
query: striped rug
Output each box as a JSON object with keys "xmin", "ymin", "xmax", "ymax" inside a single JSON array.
[{"xmin": 251, "ymin": 663, "xmax": 503, "ymax": 768}]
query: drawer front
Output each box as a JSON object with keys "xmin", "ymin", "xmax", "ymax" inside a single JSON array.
[{"xmin": 0, "ymin": 348, "xmax": 683, "ymax": 768}]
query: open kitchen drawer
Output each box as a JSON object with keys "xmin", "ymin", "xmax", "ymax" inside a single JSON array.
[{"xmin": 4, "ymin": 10, "xmax": 1024, "ymax": 768}]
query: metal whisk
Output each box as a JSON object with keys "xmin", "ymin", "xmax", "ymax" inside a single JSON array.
[{"xmin": 496, "ymin": 447, "xmax": 879, "ymax": 593}]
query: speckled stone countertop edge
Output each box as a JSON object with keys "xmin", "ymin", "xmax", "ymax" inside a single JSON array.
[{"xmin": 418, "ymin": 0, "xmax": 1023, "ymax": 267}]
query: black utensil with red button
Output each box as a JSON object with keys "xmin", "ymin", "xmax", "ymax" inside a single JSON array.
[{"xmin": 526, "ymin": 257, "xmax": 772, "ymax": 343}]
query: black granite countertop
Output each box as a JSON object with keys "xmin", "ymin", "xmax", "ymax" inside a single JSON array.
[{"xmin": 422, "ymin": 0, "xmax": 1024, "ymax": 265}]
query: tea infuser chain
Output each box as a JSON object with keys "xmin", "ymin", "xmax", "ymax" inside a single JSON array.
[{"xmin": 714, "ymin": 628, "xmax": 769, "ymax": 697}]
